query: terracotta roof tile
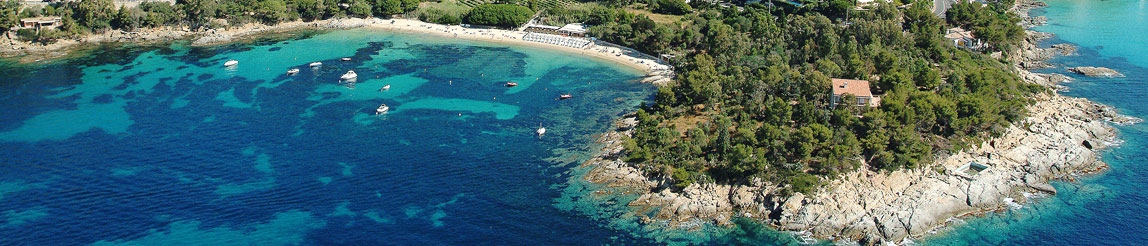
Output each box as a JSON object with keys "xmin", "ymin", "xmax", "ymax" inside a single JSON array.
[{"xmin": 831, "ymin": 78, "xmax": 873, "ymax": 97}]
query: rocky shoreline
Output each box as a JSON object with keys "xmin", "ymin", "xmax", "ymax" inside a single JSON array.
[
  {"xmin": 573, "ymin": 0, "xmax": 1140, "ymax": 244},
  {"xmin": 0, "ymin": 18, "xmax": 384, "ymax": 63}
]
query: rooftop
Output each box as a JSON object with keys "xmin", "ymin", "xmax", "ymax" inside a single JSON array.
[
  {"xmin": 945, "ymin": 27, "xmax": 975, "ymax": 40},
  {"xmin": 558, "ymin": 23, "xmax": 588, "ymax": 34},
  {"xmin": 831, "ymin": 78, "xmax": 873, "ymax": 98},
  {"xmin": 527, "ymin": 24, "xmax": 561, "ymax": 30},
  {"xmin": 21, "ymin": 17, "xmax": 62, "ymax": 23}
]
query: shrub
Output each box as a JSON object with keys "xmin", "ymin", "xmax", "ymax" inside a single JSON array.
[{"xmin": 650, "ymin": 0, "xmax": 691, "ymax": 15}]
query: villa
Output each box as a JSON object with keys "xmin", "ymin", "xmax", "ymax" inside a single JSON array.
[
  {"xmin": 945, "ymin": 27, "xmax": 985, "ymax": 50},
  {"xmin": 830, "ymin": 78, "xmax": 880, "ymax": 108},
  {"xmin": 18, "ymin": 17, "xmax": 63, "ymax": 31}
]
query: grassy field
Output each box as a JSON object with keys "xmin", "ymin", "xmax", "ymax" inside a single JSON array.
[
  {"xmin": 414, "ymin": 0, "xmax": 473, "ymax": 18},
  {"xmin": 624, "ymin": 8, "xmax": 685, "ymax": 25}
]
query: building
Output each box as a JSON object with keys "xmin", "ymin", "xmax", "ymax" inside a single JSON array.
[
  {"xmin": 830, "ymin": 78, "xmax": 879, "ymax": 108},
  {"xmin": 19, "ymin": 17, "xmax": 63, "ymax": 31},
  {"xmin": 557, "ymin": 23, "xmax": 588, "ymax": 37},
  {"xmin": 524, "ymin": 23, "xmax": 589, "ymax": 37},
  {"xmin": 945, "ymin": 27, "xmax": 985, "ymax": 50}
]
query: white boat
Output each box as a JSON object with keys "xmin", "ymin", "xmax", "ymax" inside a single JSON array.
[
  {"xmin": 376, "ymin": 104, "xmax": 389, "ymax": 115},
  {"xmin": 536, "ymin": 123, "xmax": 546, "ymax": 138},
  {"xmin": 224, "ymin": 60, "xmax": 239, "ymax": 67},
  {"xmin": 309, "ymin": 62, "xmax": 323, "ymax": 67},
  {"xmin": 341, "ymin": 70, "xmax": 358, "ymax": 80},
  {"xmin": 382, "ymin": 84, "xmax": 391, "ymax": 90},
  {"xmin": 286, "ymin": 68, "xmax": 300, "ymax": 75},
  {"xmin": 341, "ymin": 57, "xmax": 352, "ymax": 61}
]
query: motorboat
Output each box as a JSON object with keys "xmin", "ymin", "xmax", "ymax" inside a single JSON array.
[
  {"xmin": 341, "ymin": 57, "xmax": 352, "ymax": 61},
  {"xmin": 224, "ymin": 60, "xmax": 239, "ymax": 67},
  {"xmin": 286, "ymin": 68, "xmax": 300, "ymax": 75},
  {"xmin": 558, "ymin": 94, "xmax": 573, "ymax": 100},
  {"xmin": 536, "ymin": 123, "xmax": 546, "ymax": 138},
  {"xmin": 380, "ymin": 84, "xmax": 391, "ymax": 91},
  {"xmin": 341, "ymin": 70, "xmax": 358, "ymax": 80},
  {"xmin": 505, "ymin": 82, "xmax": 518, "ymax": 87},
  {"xmin": 376, "ymin": 104, "xmax": 390, "ymax": 115},
  {"xmin": 309, "ymin": 62, "xmax": 323, "ymax": 67}
]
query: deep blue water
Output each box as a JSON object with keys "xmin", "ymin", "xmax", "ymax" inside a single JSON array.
[
  {"xmin": 0, "ymin": 29, "xmax": 664, "ymax": 245},
  {"xmin": 923, "ymin": 0, "xmax": 1148, "ymax": 245}
]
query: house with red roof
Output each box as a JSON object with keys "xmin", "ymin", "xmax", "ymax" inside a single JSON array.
[{"xmin": 830, "ymin": 78, "xmax": 880, "ymax": 108}]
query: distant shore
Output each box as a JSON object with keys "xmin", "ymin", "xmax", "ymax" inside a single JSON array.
[
  {"xmin": 569, "ymin": 0, "xmax": 1141, "ymax": 244},
  {"xmin": 362, "ymin": 19, "xmax": 673, "ymax": 83},
  {"xmin": 0, "ymin": 18, "xmax": 672, "ymax": 83}
]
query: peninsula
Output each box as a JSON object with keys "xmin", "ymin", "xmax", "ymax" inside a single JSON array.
[{"xmin": 573, "ymin": 0, "xmax": 1139, "ymax": 244}]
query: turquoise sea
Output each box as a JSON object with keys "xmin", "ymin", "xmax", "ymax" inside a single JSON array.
[
  {"xmin": 923, "ymin": 0, "xmax": 1148, "ymax": 245},
  {"xmin": 0, "ymin": 29, "xmax": 674, "ymax": 245}
]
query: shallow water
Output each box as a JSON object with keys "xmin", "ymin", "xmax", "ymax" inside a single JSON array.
[
  {"xmin": 922, "ymin": 0, "xmax": 1148, "ymax": 245},
  {"xmin": 0, "ymin": 29, "xmax": 666, "ymax": 245}
]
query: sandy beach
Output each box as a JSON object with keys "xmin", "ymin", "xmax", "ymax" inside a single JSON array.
[{"xmin": 361, "ymin": 19, "xmax": 673, "ymax": 82}]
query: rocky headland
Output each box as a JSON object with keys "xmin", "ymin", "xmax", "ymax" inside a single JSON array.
[
  {"xmin": 0, "ymin": 18, "xmax": 386, "ymax": 63},
  {"xmin": 574, "ymin": 0, "xmax": 1139, "ymax": 244}
]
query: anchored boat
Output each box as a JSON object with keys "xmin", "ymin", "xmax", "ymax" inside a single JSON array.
[
  {"xmin": 309, "ymin": 62, "xmax": 323, "ymax": 67},
  {"xmin": 224, "ymin": 60, "xmax": 238, "ymax": 67},
  {"xmin": 376, "ymin": 104, "xmax": 390, "ymax": 115},
  {"xmin": 505, "ymin": 82, "xmax": 518, "ymax": 87},
  {"xmin": 286, "ymin": 68, "xmax": 300, "ymax": 75},
  {"xmin": 536, "ymin": 123, "xmax": 546, "ymax": 138},
  {"xmin": 341, "ymin": 70, "xmax": 358, "ymax": 80}
]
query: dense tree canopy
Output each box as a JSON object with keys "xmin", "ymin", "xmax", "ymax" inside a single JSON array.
[
  {"xmin": 464, "ymin": 4, "xmax": 533, "ymax": 27},
  {"xmin": 580, "ymin": 1, "xmax": 1037, "ymax": 192},
  {"xmin": 0, "ymin": 0, "xmax": 19, "ymax": 34}
]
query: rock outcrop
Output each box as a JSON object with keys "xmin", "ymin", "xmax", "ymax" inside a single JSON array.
[{"xmin": 1068, "ymin": 66, "xmax": 1125, "ymax": 77}]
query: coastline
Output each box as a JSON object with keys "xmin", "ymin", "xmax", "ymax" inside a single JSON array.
[
  {"xmin": 0, "ymin": 18, "xmax": 673, "ymax": 83},
  {"xmin": 569, "ymin": 0, "xmax": 1141, "ymax": 244}
]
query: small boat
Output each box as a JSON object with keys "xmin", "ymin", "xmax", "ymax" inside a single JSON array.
[
  {"xmin": 376, "ymin": 104, "xmax": 390, "ymax": 115},
  {"xmin": 380, "ymin": 84, "xmax": 391, "ymax": 91},
  {"xmin": 341, "ymin": 57, "xmax": 352, "ymax": 61},
  {"xmin": 505, "ymin": 82, "xmax": 518, "ymax": 87},
  {"xmin": 224, "ymin": 60, "xmax": 239, "ymax": 67},
  {"xmin": 341, "ymin": 70, "xmax": 358, "ymax": 80},
  {"xmin": 309, "ymin": 62, "xmax": 323, "ymax": 67},
  {"xmin": 558, "ymin": 94, "xmax": 573, "ymax": 100},
  {"xmin": 286, "ymin": 68, "xmax": 300, "ymax": 75},
  {"xmin": 536, "ymin": 123, "xmax": 546, "ymax": 138}
]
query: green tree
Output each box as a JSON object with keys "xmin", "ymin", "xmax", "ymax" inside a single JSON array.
[
  {"xmin": 254, "ymin": 0, "xmax": 292, "ymax": 24},
  {"xmin": 176, "ymin": 0, "xmax": 218, "ymax": 29},
  {"xmin": 651, "ymin": 0, "xmax": 691, "ymax": 15},
  {"xmin": 111, "ymin": 7, "xmax": 143, "ymax": 30},
  {"xmin": 290, "ymin": 0, "xmax": 326, "ymax": 21},
  {"xmin": 400, "ymin": 0, "xmax": 420, "ymax": 13},
  {"xmin": 348, "ymin": 0, "xmax": 373, "ymax": 17},
  {"xmin": 0, "ymin": 0, "xmax": 20, "ymax": 37},
  {"xmin": 463, "ymin": 4, "xmax": 533, "ymax": 27},
  {"xmin": 372, "ymin": 0, "xmax": 401, "ymax": 16},
  {"xmin": 73, "ymin": 0, "xmax": 116, "ymax": 31}
]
